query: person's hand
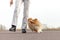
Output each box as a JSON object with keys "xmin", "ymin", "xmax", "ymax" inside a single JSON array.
[{"xmin": 10, "ymin": 0, "xmax": 13, "ymax": 6}]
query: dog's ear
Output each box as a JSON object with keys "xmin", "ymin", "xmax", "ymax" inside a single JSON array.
[
  {"xmin": 33, "ymin": 18, "xmax": 38, "ymax": 21},
  {"xmin": 28, "ymin": 18, "xmax": 32, "ymax": 21}
]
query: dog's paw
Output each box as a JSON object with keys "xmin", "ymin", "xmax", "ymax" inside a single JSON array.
[{"xmin": 37, "ymin": 29, "xmax": 43, "ymax": 33}]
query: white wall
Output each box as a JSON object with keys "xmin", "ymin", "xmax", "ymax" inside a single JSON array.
[{"xmin": 0, "ymin": 0, "xmax": 60, "ymax": 30}]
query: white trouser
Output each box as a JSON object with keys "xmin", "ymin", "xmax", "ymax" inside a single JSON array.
[{"xmin": 12, "ymin": 0, "xmax": 29, "ymax": 29}]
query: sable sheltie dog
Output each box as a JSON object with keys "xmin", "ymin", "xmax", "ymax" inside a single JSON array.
[{"xmin": 28, "ymin": 18, "xmax": 43, "ymax": 33}]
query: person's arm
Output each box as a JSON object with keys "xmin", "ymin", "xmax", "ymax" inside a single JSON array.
[{"xmin": 10, "ymin": 0, "xmax": 13, "ymax": 6}]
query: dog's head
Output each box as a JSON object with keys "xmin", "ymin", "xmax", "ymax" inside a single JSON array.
[{"xmin": 28, "ymin": 18, "xmax": 39, "ymax": 25}]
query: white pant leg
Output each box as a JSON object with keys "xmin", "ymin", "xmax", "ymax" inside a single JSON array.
[
  {"xmin": 12, "ymin": 0, "xmax": 22, "ymax": 26},
  {"xmin": 21, "ymin": 0, "xmax": 29, "ymax": 29}
]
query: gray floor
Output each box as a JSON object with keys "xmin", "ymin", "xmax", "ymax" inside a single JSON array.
[{"xmin": 0, "ymin": 30, "xmax": 60, "ymax": 40}]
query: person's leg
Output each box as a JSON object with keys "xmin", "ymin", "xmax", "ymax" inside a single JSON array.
[
  {"xmin": 9, "ymin": 0, "xmax": 22, "ymax": 32},
  {"xmin": 21, "ymin": 0, "xmax": 29, "ymax": 33}
]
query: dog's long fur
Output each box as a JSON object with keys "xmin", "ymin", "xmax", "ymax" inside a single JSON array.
[{"xmin": 28, "ymin": 18, "xmax": 43, "ymax": 33}]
